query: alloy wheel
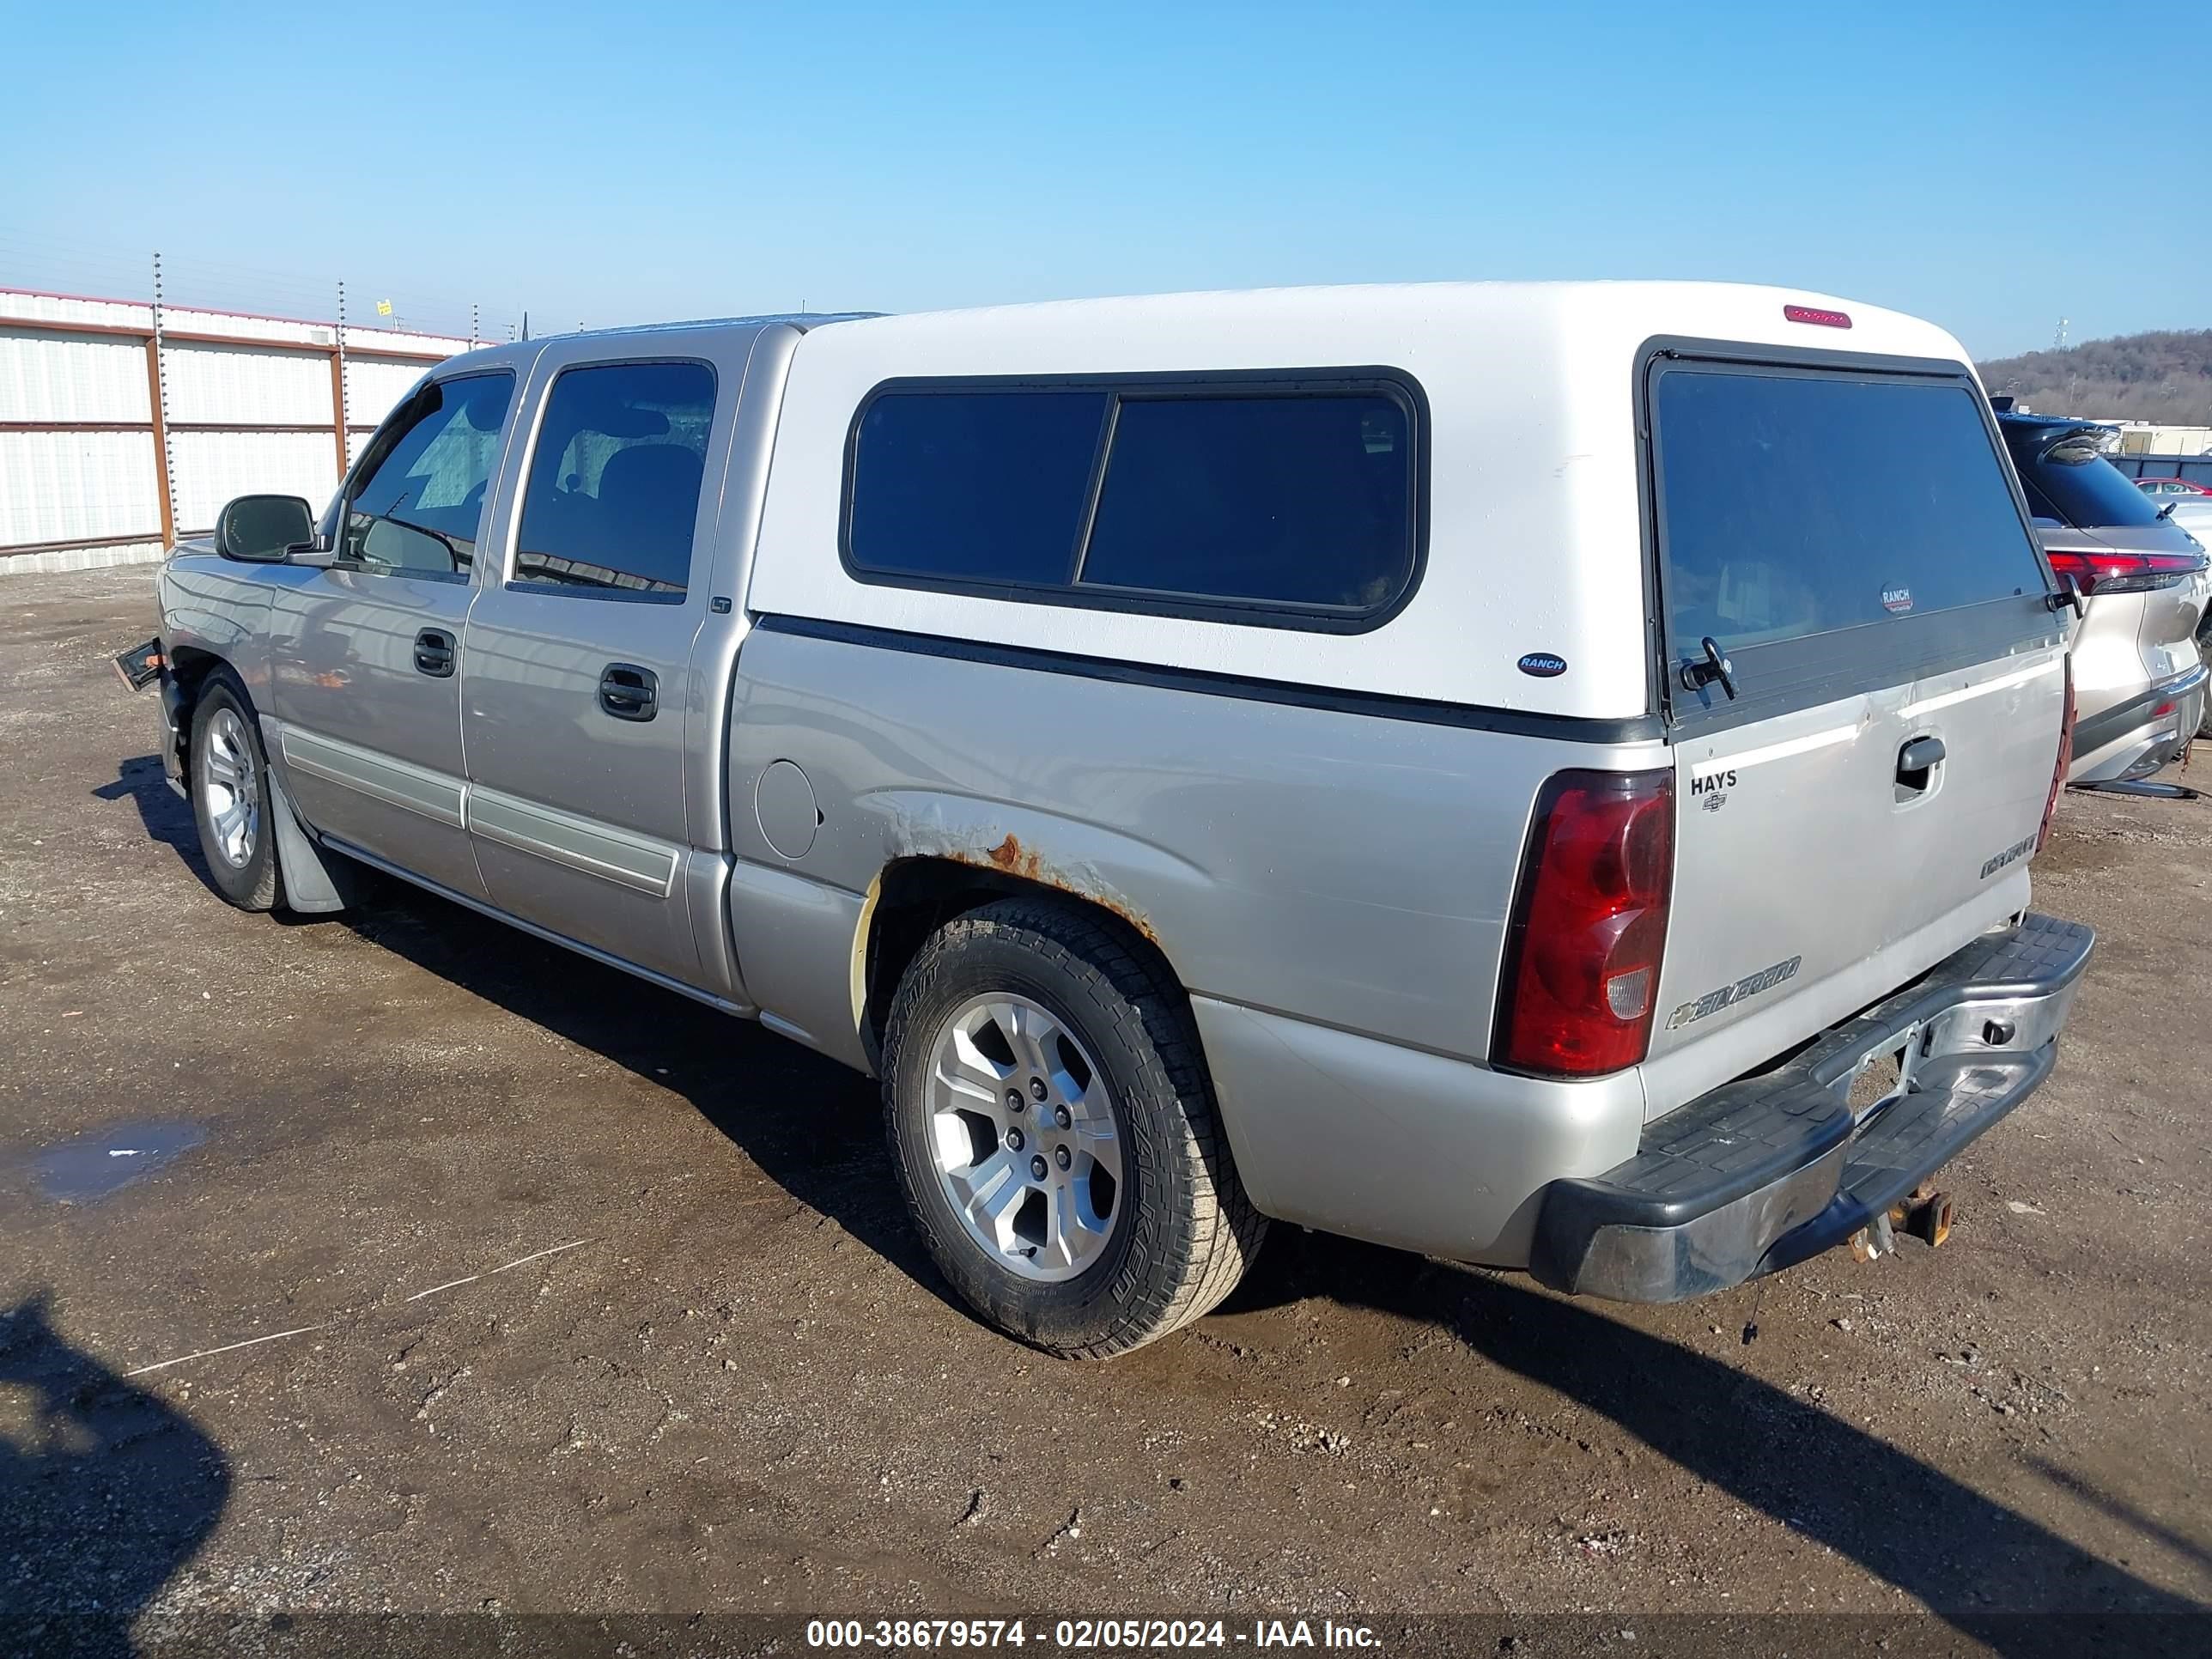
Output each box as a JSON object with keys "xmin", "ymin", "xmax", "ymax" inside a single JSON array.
[
  {"xmin": 199, "ymin": 707, "xmax": 260, "ymax": 869},
  {"xmin": 925, "ymin": 992, "xmax": 1122, "ymax": 1282}
]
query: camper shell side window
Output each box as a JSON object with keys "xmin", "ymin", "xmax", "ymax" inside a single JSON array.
[{"xmin": 841, "ymin": 370, "xmax": 1429, "ymax": 635}]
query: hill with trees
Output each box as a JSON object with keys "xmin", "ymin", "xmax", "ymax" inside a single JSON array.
[{"xmin": 1977, "ymin": 330, "xmax": 2212, "ymax": 424}]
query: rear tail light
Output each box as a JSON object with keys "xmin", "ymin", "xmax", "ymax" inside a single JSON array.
[
  {"xmin": 1493, "ymin": 769, "xmax": 1674, "ymax": 1078},
  {"xmin": 2039, "ymin": 659, "xmax": 2075, "ymax": 851},
  {"xmin": 2045, "ymin": 547, "xmax": 2208, "ymax": 596}
]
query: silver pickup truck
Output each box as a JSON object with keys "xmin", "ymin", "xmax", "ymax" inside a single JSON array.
[{"xmin": 143, "ymin": 282, "xmax": 2093, "ymax": 1357}]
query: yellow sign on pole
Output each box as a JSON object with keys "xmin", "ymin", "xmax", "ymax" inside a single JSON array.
[{"xmin": 375, "ymin": 299, "xmax": 393, "ymax": 317}]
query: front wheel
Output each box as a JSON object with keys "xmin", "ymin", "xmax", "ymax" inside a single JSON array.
[
  {"xmin": 189, "ymin": 673, "xmax": 281, "ymax": 911},
  {"xmin": 883, "ymin": 898, "xmax": 1266, "ymax": 1358}
]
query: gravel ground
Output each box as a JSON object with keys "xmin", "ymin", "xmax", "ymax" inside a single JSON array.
[{"xmin": 0, "ymin": 568, "xmax": 2206, "ymax": 1657}]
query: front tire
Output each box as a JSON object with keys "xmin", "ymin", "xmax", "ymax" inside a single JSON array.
[
  {"xmin": 188, "ymin": 673, "xmax": 281, "ymax": 911},
  {"xmin": 883, "ymin": 898, "xmax": 1266, "ymax": 1358}
]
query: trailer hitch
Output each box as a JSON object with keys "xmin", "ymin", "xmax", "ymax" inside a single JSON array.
[{"xmin": 1851, "ymin": 1182, "xmax": 1954, "ymax": 1260}]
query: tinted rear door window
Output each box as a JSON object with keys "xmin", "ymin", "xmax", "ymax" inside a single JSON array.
[
  {"xmin": 1656, "ymin": 369, "xmax": 2043, "ymax": 657},
  {"xmin": 514, "ymin": 361, "xmax": 716, "ymax": 599}
]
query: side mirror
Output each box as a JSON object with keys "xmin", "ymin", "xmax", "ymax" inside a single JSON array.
[{"xmin": 215, "ymin": 495, "xmax": 316, "ymax": 563}]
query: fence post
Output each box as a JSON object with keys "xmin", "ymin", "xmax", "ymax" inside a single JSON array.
[
  {"xmin": 329, "ymin": 281, "xmax": 349, "ymax": 480},
  {"xmin": 147, "ymin": 252, "xmax": 176, "ymax": 548}
]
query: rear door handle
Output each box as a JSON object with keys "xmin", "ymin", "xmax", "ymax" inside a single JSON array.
[
  {"xmin": 413, "ymin": 628, "xmax": 455, "ymax": 678},
  {"xmin": 1897, "ymin": 734, "xmax": 1945, "ymax": 787},
  {"xmin": 598, "ymin": 663, "xmax": 658, "ymax": 722}
]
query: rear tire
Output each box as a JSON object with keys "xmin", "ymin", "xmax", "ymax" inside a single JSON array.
[
  {"xmin": 883, "ymin": 898, "xmax": 1266, "ymax": 1358},
  {"xmin": 188, "ymin": 672, "xmax": 282, "ymax": 912}
]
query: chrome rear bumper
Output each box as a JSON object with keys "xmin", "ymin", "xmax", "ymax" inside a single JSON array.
[{"xmin": 1530, "ymin": 913, "xmax": 2094, "ymax": 1303}]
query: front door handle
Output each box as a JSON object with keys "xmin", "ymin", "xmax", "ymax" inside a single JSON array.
[
  {"xmin": 599, "ymin": 663, "xmax": 658, "ymax": 722},
  {"xmin": 414, "ymin": 628, "xmax": 455, "ymax": 678},
  {"xmin": 1897, "ymin": 734, "xmax": 1945, "ymax": 787}
]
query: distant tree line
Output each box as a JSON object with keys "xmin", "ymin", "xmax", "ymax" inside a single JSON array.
[{"xmin": 1978, "ymin": 329, "xmax": 2212, "ymax": 425}]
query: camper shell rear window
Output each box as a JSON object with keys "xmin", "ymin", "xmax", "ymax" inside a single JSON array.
[{"xmin": 1649, "ymin": 353, "xmax": 2051, "ymax": 722}]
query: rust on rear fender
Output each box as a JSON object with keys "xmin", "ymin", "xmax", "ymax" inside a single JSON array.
[{"xmin": 939, "ymin": 831, "xmax": 1161, "ymax": 946}]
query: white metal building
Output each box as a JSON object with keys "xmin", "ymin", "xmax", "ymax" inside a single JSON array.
[
  {"xmin": 2106, "ymin": 422, "xmax": 2212, "ymax": 459},
  {"xmin": 0, "ymin": 287, "xmax": 475, "ymax": 573}
]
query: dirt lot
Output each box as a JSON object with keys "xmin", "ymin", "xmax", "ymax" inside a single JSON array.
[{"xmin": 1, "ymin": 568, "xmax": 2207, "ymax": 1656}]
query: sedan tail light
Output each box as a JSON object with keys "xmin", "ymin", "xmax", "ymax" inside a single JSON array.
[
  {"xmin": 2044, "ymin": 548, "xmax": 2207, "ymax": 596},
  {"xmin": 1493, "ymin": 769, "xmax": 1674, "ymax": 1078}
]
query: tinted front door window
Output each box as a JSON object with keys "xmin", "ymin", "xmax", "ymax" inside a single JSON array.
[{"xmin": 341, "ymin": 374, "xmax": 514, "ymax": 578}]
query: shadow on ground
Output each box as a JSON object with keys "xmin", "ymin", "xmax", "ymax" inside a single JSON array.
[
  {"xmin": 0, "ymin": 1293, "xmax": 232, "ymax": 1656},
  {"xmin": 1228, "ymin": 1237, "xmax": 2207, "ymax": 1650},
  {"xmin": 94, "ymin": 754, "xmax": 202, "ymax": 871},
  {"xmin": 93, "ymin": 756, "xmax": 2212, "ymax": 1654},
  {"xmin": 100, "ymin": 755, "xmax": 933, "ymax": 1304}
]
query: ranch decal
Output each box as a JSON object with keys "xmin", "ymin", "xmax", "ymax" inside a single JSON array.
[
  {"xmin": 1666, "ymin": 954, "xmax": 1803, "ymax": 1030},
  {"xmin": 1516, "ymin": 652, "xmax": 1568, "ymax": 678},
  {"xmin": 1882, "ymin": 586, "xmax": 1914, "ymax": 615}
]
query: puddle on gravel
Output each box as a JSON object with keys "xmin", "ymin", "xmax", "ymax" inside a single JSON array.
[{"xmin": 31, "ymin": 1120, "xmax": 208, "ymax": 1203}]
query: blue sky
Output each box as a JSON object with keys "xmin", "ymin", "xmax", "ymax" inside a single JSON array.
[{"xmin": 4, "ymin": 2, "xmax": 2204, "ymax": 357}]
